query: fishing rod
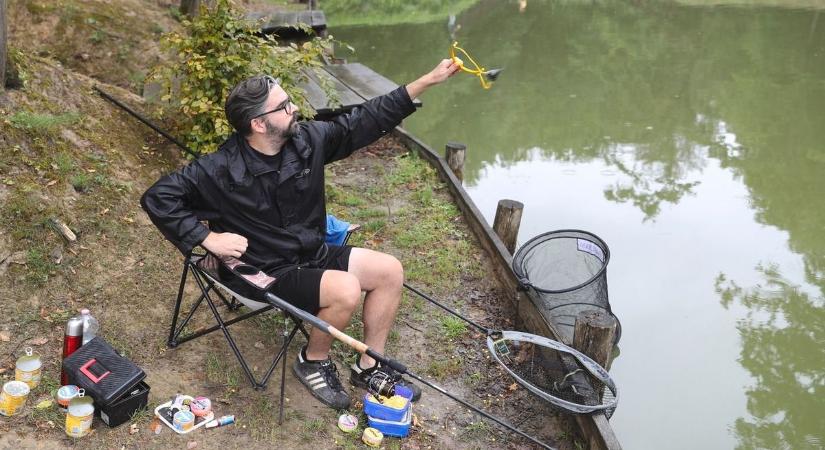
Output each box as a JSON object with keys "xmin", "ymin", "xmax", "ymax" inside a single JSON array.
[
  {"xmin": 218, "ymin": 255, "xmax": 557, "ymax": 449},
  {"xmin": 93, "ymin": 85, "xmax": 201, "ymax": 159},
  {"xmin": 262, "ymin": 289, "xmax": 558, "ymax": 450}
]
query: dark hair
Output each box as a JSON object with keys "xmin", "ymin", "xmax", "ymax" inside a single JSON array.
[{"xmin": 224, "ymin": 75, "xmax": 276, "ymax": 136}]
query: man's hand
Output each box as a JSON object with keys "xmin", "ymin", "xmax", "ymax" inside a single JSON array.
[
  {"xmin": 201, "ymin": 232, "xmax": 248, "ymax": 258},
  {"xmin": 406, "ymin": 59, "xmax": 460, "ymax": 99}
]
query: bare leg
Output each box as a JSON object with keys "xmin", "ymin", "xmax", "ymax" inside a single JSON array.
[
  {"xmin": 346, "ymin": 248, "xmax": 403, "ymax": 368},
  {"xmin": 304, "ymin": 270, "xmax": 361, "ymax": 361}
]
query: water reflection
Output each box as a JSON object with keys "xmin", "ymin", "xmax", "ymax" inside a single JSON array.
[
  {"xmin": 715, "ymin": 266, "xmax": 825, "ymax": 450},
  {"xmin": 336, "ymin": 0, "xmax": 825, "ymax": 221},
  {"xmin": 331, "ymin": 1, "xmax": 825, "ymax": 448}
]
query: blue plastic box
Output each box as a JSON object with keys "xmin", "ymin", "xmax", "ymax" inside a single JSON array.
[
  {"xmin": 367, "ymin": 406, "xmax": 412, "ymax": 438},
  {"xmin": 362, "ymin": 387, "xmax": 413, "ymax": 422}
]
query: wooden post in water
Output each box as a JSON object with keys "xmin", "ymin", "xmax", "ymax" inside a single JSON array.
[
  {"xmin": 445, "ymin": 142, "xmax": 466, "ymax": 181},
  {"xmin": 573, "ymin": 310, "xmax": 617, "ymax": 370},
  {"xmin": 492, "ymin": 199, "xmax": 523, "ymax": 254}
]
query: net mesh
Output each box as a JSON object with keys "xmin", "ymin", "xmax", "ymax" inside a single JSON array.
[
  {"xmin": 512, "ymin": 230, "xmax": 620, "ymax": 343},
  {"xmin": 488, "ymin": 331, "xmax": 617, "ymax": 416}
]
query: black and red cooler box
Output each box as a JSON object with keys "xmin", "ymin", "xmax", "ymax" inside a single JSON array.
[{"xmin": 63, "ymin": 337, "xmax": 150, "ymax": 427}]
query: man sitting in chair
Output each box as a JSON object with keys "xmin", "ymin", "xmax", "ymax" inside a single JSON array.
[{"xmin": 141, "ymin": 59, "xmax": 459, "ymax": 410}]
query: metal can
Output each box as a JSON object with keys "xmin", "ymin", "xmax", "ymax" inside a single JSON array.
[
  {"xmin": 65, "ymin": 391, "xmax": 94, "ymax": 438},
  {"xmin": 56, "ymin": 385, "xmax": 81, "ymax": 412},
  {"xmin": 0, "ymin": 380, "xmax": 31, "ymax": 416},
  {"xmin": 173, "ymin": 410, "xmax": 195, "ymax": 432},
  {"xmin": 15, "ymin": 347, "xmax": 42, "ymax": 389}
]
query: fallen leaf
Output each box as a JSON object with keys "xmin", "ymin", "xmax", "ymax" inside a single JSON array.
[
  {"xmin": 36, "ymin": 399, "xmax": 54, "ymax": 409},
  {"xmin": 0, "ymin": 331, "xmax": 9, "ymax": 342},
  {"xmin": 129, "ymin": 423, "xmax": 139, "ymax": 435},
  {"xmin": 27, "ymin": 337, "xmax": 49, "ymax": 346},
  {"xmin": 253, "ymin": 341, "xmax": 264, "ymax": 349},
  {"xmin": 508, "ymin": 383, "xmax": 519, "ymax": 391},
  {"xmin": 46, "ymin": 180, "xmax": 58, "ymax": 186},
  {"xmin": 150, "ymin": 417, "xmax": 163, "ymax": 435}
]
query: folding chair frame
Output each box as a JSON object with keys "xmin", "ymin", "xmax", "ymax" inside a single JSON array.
[
  {"xmin": 167, "ymin": 249, "xmax": 308, "ymax": 424},
  {"xmin": 165, "ymin": 220, "xmax": 358, "ymax": 424}
]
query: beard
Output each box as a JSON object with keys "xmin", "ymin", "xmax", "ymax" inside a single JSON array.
[{"xmin": 264, "ymin": 116, "xmax": 298, "ymax": 143}]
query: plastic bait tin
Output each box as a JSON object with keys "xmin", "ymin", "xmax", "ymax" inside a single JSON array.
[
  {"xmin": 338, "ymin": 413, "xmax": 358, "ymax": 433},
  {"xmin": 56, "ymin": 385, "xmax": 81, "ymax": 412},
  {"xmin": 173, "ymin": 410, "xmax": 195, "ymax": 432},
  {"xmin": 362, "ymin": 427, "xmax": 384, "ymax": 447},
  {"xmin": 190, "ymin": 396, "xmax": 212, "ymax": 417},
  {"xmin": 0, "ymin": 381, "xmax": 31, "ymax": 416},
  {"xmin": 15, "ymin": 347, "xmax": 42, "ymax": 389}
]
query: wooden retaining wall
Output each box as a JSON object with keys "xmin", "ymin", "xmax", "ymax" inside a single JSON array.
[{"xmin": 392, "ymin": 127, "xmax": 623, "ymax": 450}]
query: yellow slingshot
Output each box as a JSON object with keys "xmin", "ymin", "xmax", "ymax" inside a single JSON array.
[{"xmin": 450, "ymin": 41, "xmax": 502, "ymax": 90}]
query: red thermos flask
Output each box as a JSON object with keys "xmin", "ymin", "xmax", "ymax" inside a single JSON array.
[{"xmin": 60, "ymin": 316, "xmax": 84, "ymax": 385}]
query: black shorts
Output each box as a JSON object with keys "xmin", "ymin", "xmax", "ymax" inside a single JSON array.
[{"xmin": 220, "ymin": 245, "xmax": 352, "ymax": 315}]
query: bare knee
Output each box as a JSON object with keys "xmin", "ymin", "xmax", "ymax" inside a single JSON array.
[
  {"xmin": 323, "ymin": 272, "xmax": 361, "ymax": 311},
  {"xmin": 384, "ymin": 256, "xmax": 404, "ymax": 290}
]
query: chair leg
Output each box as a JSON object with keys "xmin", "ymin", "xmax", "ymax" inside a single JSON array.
[
  {"xmin": 279, "ymin": 344, "xmax": 288, "ymax": 425},
  {"xmin": 168, "ymin": 259, "xmax": 191, "ymax": 347}
]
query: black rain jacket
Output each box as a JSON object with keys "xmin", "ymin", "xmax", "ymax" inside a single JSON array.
[{"xmin": 140, "ymin": 85, "xmax": 416, "ymax": 275}]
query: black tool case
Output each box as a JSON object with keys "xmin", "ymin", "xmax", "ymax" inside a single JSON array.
[{"xmin": 63, "ymin": 336, "xmax": 149, "ymax": 427}]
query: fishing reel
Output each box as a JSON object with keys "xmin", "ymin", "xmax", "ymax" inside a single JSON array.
[{"xmin": 367, "ymin": 370, "xmax": 401, "ymax": 399}]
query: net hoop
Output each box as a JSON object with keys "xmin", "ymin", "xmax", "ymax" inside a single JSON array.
[
  {"xmin": 486, "ymin": 330, "xmax": 618, "ymax": 414},
  {"xmin": 512, "ymin": 229, "xmax": 610, "ymax": 294}
]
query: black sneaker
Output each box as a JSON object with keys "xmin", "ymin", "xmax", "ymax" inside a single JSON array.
[
  {"xmin": 350, "ymin": 361, "xmax": 422, "ymax": 402},
  {"xmin": 292, "ymin": 349, "xmax": 351, "ymax": 410}
]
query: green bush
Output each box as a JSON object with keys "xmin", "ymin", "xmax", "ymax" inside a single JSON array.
[{"xmin": 151, "ymin": 0, "xmax": 337, "ymax": 155}]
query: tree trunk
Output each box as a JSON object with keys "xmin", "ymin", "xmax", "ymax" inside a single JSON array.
[
  {"xmin": 1, "ymin": 0, "xmax": 7, "ymax": 90},
  {"xmin": 181, "ymin": 0, "xmax": 215, "ymax": 18}
]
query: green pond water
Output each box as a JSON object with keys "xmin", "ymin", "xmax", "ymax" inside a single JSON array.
[{"xmin": 331, "ymin": 1, "xmax": 825, "ymax": 449}]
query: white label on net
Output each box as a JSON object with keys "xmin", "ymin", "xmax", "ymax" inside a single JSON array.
[{"xmin": 577, "ymin": 239, "xmax": 605, "ymax": 263}]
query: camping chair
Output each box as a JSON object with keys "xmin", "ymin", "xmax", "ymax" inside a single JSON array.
[{"xmin": 166, "ymin": 215, "xmax": 358, "ymax": 423}]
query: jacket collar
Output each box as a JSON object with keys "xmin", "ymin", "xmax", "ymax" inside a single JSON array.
[{"xmin": 222, "ymin": 130, "xmax": 313, "ymax": 185}]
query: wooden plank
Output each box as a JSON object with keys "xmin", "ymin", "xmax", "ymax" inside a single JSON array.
[
  {"xmin": 248, "ymin": 11, "xmax": 327, "ymax": 35},
  {"xmin": 298, "ymin": 68, "xmax": 364, "ymax": 115},
  {"xmin": 393, "ymin": 126, "xmax": 623, "ymax": 450},
  {"xmin": 323, "ymin": 63, "xmax": 422, "ymax": 107}
]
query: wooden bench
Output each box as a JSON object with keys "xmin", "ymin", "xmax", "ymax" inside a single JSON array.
[{"xmin": 246, "ymin": 10, "xmax": 327, "ymax": 37}]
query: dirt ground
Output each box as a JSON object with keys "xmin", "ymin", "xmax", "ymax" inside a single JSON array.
[
  {"xmin": 0, "ymin": 127, "xmax": 582, "ymax": 449},
  {"xmin": 1, "ymin": 1, "xmax": 583, "ymax": 449}
]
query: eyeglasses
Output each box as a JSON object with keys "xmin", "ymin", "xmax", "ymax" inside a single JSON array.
[{"xmin": 252, "ymin": 97, "xmax": 296, "ymax": 119}]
